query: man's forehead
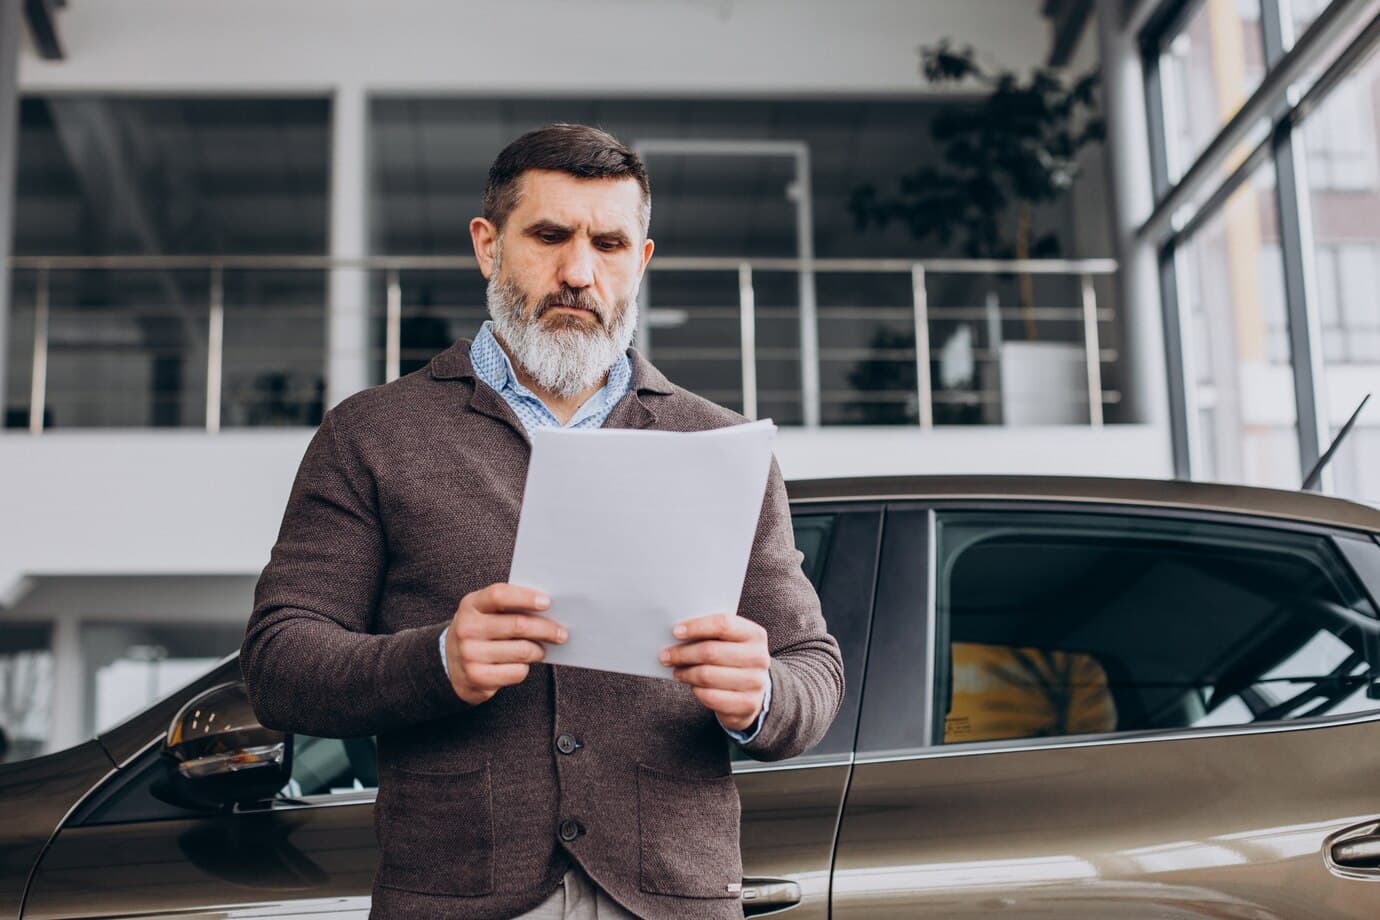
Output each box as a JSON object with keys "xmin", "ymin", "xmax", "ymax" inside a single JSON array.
[{"xmin": 510, "ymin": 169, "xmax": 644, "ymax": 233}]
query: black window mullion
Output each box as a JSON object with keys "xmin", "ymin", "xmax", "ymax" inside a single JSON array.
[
  {"xmin": 1158, "ymin": 240, "xmax": 1195, "ymax": 478},
  {"xmin": 1262, "ymin": 0, "xmax": 1331, "ymax": 489},
  {"xmin": 1142, "ymin": 35, "xmax": 1174, "ymax": 202}
]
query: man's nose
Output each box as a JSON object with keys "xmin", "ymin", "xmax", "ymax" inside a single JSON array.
[{"xmin": 557, "ymin": 242, "xmax": 596, "ymax": 290}]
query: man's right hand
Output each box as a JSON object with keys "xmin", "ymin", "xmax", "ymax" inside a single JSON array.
[{"xmin": 445, "ymin": 583, "xmax": 567, "ymax": 705}]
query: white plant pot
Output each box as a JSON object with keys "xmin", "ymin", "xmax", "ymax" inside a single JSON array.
[{"xmin": 999, "ymin": 341, "xmax": 1089, "ymax": 426}]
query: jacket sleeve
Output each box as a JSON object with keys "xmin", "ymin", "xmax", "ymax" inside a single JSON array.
[
  {"xmin": 240, "ymin": 406, "xmax": 472, "ymax": 738},
  {"xmin": 735, "ymin": 457, "xmax": 845, "ymax": 761}
]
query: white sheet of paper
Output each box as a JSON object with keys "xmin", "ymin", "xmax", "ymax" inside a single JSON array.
[{"xmin": 507, "ymin": 418, "xmax": 777, "ymax": 680}]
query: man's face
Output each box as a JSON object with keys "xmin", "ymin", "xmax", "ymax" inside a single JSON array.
[{"xmin": 470, "ymin": 170, "xmax": 654, "ymax": 397}]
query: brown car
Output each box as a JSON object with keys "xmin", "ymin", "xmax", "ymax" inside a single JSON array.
[{"xmin": 4, "ymin": 475, "xmax": 1380, "ymax": 919}]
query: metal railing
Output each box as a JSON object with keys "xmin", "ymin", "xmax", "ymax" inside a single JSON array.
[{"xmin": 7, "ymin": 254, "xmax": 1119, "ymax": 433}]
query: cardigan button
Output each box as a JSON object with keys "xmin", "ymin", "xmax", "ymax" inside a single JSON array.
[
  {"xmin": 559, "ymin": 819, "xmax": 583, "ymax": 842},
  {"xmin": 555, "ymin": 733, "xmax": 580, "ymax": 755}
]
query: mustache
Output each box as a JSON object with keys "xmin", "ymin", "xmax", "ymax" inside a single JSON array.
[{"xmin": 534, "ymin": 287, "xmax": 607, "ymax": 324}]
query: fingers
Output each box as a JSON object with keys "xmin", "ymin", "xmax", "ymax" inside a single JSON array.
[
  {"xmin": 466, "ymin": 612, "xmax": 567, "ymax": 644},
  {"xmin": 446, "ymin": 583, "xmax": 565, "ymax": 705},
  {"xmin": 464, "ymin": 662, "xmax": 531, "ymax": 690},
  {"xmin": 458, "ymin": 638, "xmax": 548, "ymax": 665},
  {"xmin": 660, "ymin": 639, "xmax": 769, "ymax": 669},
  {"xmin": 471, "ymin": 583, "xmax": 552, "ymax": 616},
  {"xmin": 672, "ymin": 612, "xmax": 763, "ymax": 644},
  {"xmin": 457, "ymin": 584, "xmax": 567, "ymax": 643},
  {"xmin": 691, "ymin": 686, "xmax": 762, "ymax": 728},
  {"xmin": 671, "ymin": 664, "xmax": 768, "ymax": 693}
]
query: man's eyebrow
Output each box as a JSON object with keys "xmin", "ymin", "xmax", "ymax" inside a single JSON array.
[
  {"xmin": 522, "ymin": 220, "xmax": 632, "ymax": 244},
  {"xmin": 522, "ymin": 219, "xmax": 573, "ymax": 237}
]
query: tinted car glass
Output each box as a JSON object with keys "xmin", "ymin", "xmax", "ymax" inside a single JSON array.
[
  {"xmin": 279, "ymin": 734, "xmax": 378, "ymax": 797},
  {"xmin": 933, "ymin": 511, "xmax": 1380, "ymax": 746},
  {"xmin": 793, "ymin": 514, "xmax": 836, "ymax": 591}
]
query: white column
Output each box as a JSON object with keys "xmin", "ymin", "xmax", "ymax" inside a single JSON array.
[
  {"xmin": 1095, "ymin": 0, "xmax": 1172, "ymax": 437},
  {"xmin": 47, "ymin": 616, "xmax": 84, "ymax": 754},
  {"xmin": 327, "ymin": 83, "xmax": 371, "ymax": 409}
]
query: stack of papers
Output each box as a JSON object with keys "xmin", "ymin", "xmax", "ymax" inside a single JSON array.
[{"xmin": 508, "ymin": 419, "xmax": 777, "ymax": 679}]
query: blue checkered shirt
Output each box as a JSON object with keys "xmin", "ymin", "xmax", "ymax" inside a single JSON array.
[
  {"xmin": 468, "ymin": 320, "xmax": 632, "ymax": 435},
  {"xmin": 438, "ymin": 321, "xmax": 770, "ymax": 743}
]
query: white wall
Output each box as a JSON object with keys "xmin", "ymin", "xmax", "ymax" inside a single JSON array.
[
  {"xmin": 0, "ymin": 424, "xmax": 1173, "ymax": 600},
  {"xmin": 775, "ymin": 424, "xmax": 1171, "ymax": 480},
  {"xmin": 0, "ymin": 432, "xmax": 307, "ymax": 594},
  {"xmin": 19, "ymin": 0, "xmax": 1053, "ymax": 94},
  {"xmin": 5, "ymin": 575, "xmax": 257, "ymax": 623}
]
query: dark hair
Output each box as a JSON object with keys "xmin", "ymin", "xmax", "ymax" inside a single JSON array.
[{"xmin": 482, "ymin": 123, "xmax": 651, "ymax": 233}]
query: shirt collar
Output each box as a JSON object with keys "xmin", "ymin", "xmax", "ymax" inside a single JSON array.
[{"xmin": 469, "ymin": 321, "xmax": 523, "ymax": 396}]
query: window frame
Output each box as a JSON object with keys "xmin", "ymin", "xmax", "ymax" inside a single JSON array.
[
  {"xmin": 1137, "ymin": 0, "xmax": 1380, "ymax": 493},
  {"xmin": 855, "ymin": 498, "xmax": 1380, "ymax": 763}
]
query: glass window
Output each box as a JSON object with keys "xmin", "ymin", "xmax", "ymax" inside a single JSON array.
[
  {"xmin": 84, "ymin": 623, "xmax": 246, "ymax": 737},
  {"xmin": 741, "ymin": 508, "xmax": 875, "ymax": 763},
  {"xmin": 1158, "ymin": 0, "xmax": 1268, "ymax": 183},
  {"xmin": 368, "ymin": 97, "xmax": 1106, "ymax": 425},
  {"xmin": 1301, "ymin": 45, "xmax": 1380, "ymax": 505},
  {"xmin": 792, "ymin": 514, "xmax": 837, "ymax": 592},
  {"xmin": 1304, "ymin": 77, "xmax": 1379, "ymax": 191},
  {"xmin": 279, "ymin": 734, "xmax": 378, "ymax": 798},
  {"xmin": 933, "ymin": 511, "xmax": 1380, "ymax": 746},
  {"xmin": 1177, "ymin": 161, "xmax": 1302, "ymax": 488},
  {"xmin": 8, "ymin": 97, "xmax": 330, "ymax": 429},
  {"xmin": 1284, "ymin": 0, "xmax": 1336, "ymax": 47},
  {"xmin": 0, "ymin": 625, "xmax": 54, "ymax": 765}
]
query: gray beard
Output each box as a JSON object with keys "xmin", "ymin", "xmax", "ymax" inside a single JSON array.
[{"xmin": 486, "ymin": 274, "xmax": 639, "ymax": 399}]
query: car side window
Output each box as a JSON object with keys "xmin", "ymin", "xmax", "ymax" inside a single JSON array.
[
  {"xmin": 278, "ymin": 734, "xmax": 378, "ymax": 797},
  {"xmin": 792, "ymin": 514, "xmax": 836, "ymax": 592},
  {"xmin": 730, "ymin": 508, "xmax": 880, "ymax": 763},
  {"xmin": 933, "ymin": 511, "xmax": 1380, "ymax": 747}
]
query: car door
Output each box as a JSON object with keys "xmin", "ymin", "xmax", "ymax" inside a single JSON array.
[
  {"xmin": 737, "ymin": 503, "xmax": 880, "ymax": 919},
  {"xmin": 22, "ymin": 727, "xmax": 381, "ymax": 918},
  {"xmin": 833, "ymin": 503, "xmax": 1380, "ymax": 919},
  {"xmin": 22, "ymin": 504, "xmax": 879, "ymax": 919}
]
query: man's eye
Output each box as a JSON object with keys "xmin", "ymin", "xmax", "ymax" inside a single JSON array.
[
  {"xmin": 540, "ymin": 232, "xmax": 563, "ymax": 243},
  {"xmin": 596, "ymin": 239, "xmax": 623, "ymax": 251}
]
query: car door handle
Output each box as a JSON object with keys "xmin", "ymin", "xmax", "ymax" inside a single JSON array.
[
  {"xmin": 1325, "ymin": 821, "xmax": 1380, "ymax": 878},
  {"xmin": 740, "ymin": 877, "xmax": 802, "ymax": 915},
  {"xmin": 1332, "ymin": 835, "xmax": 1380, "ymax": 868}
]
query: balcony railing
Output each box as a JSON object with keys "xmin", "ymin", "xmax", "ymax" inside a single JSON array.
[{"xmin": 5, "ymin": 255, "xmax": 1119, "ymax": 433}]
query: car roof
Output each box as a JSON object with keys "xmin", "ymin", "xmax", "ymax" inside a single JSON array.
[{"xmin": 785, "ymin": 475, "xmax": 1380, "ymax": 534}]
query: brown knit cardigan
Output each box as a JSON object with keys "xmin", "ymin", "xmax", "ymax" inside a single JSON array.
[{"xmin": 241, "ymin": 338, "xmax": 844, "ymax": 920}]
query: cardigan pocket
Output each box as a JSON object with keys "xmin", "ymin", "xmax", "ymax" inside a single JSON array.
[
  {"xmin": 636, "ymin": 762, "xmax": 742, "ymax": 899},
  {"xmin": 375, "ymin": 762, "xmax": 495, "ymax": 896}
]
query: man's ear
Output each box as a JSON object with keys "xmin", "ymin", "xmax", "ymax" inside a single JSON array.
[
  {"xmin": 638, "ymin": 236, "xmax": 655, "ymax": 276},
  {"xmin": 471, "ymin": 217, "xmax": 499, "ymax": 279}
]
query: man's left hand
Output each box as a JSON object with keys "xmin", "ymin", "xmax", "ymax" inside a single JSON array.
[{"xmin": 660, "ymin": 613, "xmax": 770, "ymax": 732}]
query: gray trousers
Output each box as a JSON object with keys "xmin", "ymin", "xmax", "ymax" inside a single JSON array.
[{"xmin": 517, "ymin": 866, "xmax": 641, "ymax": 919}]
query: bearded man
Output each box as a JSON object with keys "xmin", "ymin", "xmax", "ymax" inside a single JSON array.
[{"xmin": 241, "ymin": 124, "xmax": 844, "ymax": 920}]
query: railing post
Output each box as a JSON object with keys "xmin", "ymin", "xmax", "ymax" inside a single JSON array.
[
  {"xmin": 796, "ymin": 151, "xmax": 820, "ymax": 429},
  {"xmin": 738, "ymin": 262, "xmax": 758, "ymax": 421},
  {"xmin": 1080, "ymin": 273, "xmax": 1104, "ymax": 427},
  {"xmin": 385, "ymin": 268, "xmax": 402, "ymax": 383},
  {"xmin": 911, "ymin": 264, "xmax": 934, "ymax": 429},
  {"xmin": 206, "ymin": 265, "xmax": 224, "ymax": 433},
  {"xmin": 29, "ymin": 267, "xmax": 49, "ymax": 434}
]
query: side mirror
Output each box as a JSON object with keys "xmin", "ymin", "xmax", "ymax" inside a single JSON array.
[{"xmin": 151, "ymin": 681, "xmax": 293, "ymax": 810}]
